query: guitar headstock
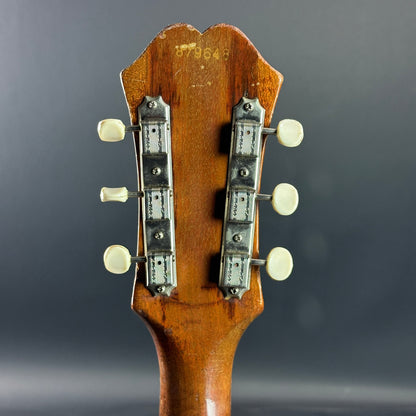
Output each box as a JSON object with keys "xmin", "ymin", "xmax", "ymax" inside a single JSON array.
[{"xmin": 97, "ymin": 24, "xmax": 303, "ymax": 412}]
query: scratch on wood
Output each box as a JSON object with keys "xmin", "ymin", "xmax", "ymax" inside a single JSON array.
[{"xmin": 206, "ymin": 398, "xmax": 216, "ymax": 416}]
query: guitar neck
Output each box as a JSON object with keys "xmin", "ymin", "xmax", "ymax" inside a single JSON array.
[{"xmin": 149, "ymin": 302, "xmax": 253, "ymax": 415}]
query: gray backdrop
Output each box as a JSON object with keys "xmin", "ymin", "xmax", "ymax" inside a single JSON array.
[{"xmin": 1, "ymin": 0, "xmax": 415, "ymax": 414}]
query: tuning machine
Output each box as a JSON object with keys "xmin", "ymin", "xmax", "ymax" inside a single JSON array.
[
  {"xmin": 256, "ymin": 117, "xmax": 302, "ymax": 281},
  {"xmin": 103, "ymin": 245, "xmax": 146, "ymax": 274},
  {"xmin": 97, "ymin": 119, "xmax": 140, "ymax": 142},
  {"xmin": 219, "ymin": 97, "xmax": 303, "ymax": 299},
  {"xmin": 103, "ymin": 244, "xmax": 175, "ymax": 296},
  {"xmin": 257, "ymin": 183, "xmax": 299, "ymax": 216},
  {"xmin": 100, "ymin": 187, "xmax": 143, "ymax": 203},
  {"xmin": 251, "ymin": 247, "xmax": 293, "ymax": 281},
  {"xmin": 98, "ymin": 96, "xmax": 177, "ymax": 297},
  {"xmin": 262, "ymin": 119, "xmax": 304, "ymax": 147}
]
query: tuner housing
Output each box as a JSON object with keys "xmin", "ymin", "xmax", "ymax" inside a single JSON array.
[
  {"xmin": 219, "ymin": 97, "xmax": 265, "ymax": 299},
  {"xmin": 137, "ymin": 96, "xmax": 177, "ymax": 297}
]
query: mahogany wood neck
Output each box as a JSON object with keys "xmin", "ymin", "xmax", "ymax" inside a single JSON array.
[
  {"xmin": 150, "ymin": 303, "xmax": 247, "ymax": 415},
  {"xmin": 121, "ymin": 23, "xmax": 283, "ymax": 416}
]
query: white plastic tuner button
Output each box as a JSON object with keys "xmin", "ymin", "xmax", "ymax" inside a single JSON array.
[
  {"xmin": 266, "ymin": 247, "xmax": 293, "ymax": 281},
  {"xmin": 97, "ymin": 119, "xmax": 126, "ymax": 142},
  {"xmin": 271, "ymin": 183, "xmax": 299, "ymax": 216},
  {"xmin": 103, "ymin": 245, "xmax": 131, "ymax": 274},
  {"xmin": 276, "ymin": 119, "xmax": 304, "ymax": 147},
  {"xmin": 100, "ymin": 187, "xmax": 129, "ymax": 203}
]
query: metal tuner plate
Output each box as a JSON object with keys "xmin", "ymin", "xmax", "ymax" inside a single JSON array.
[
  {"xmin": 219, "ymin": 97, "xmax": 265, "ymax": 299},
  {"xmin": 138, "ymin": 96, "xmax": 177, "ymax": 296}
]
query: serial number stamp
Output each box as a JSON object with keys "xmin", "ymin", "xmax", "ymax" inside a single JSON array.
[{"xmin": 175, "ymin": 43, "xmax": 230, "ymax": 61}]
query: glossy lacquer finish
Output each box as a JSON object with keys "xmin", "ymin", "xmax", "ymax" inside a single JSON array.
[{"xmin": 120, "ymin": 23, "xmax": 283, "ymax": 416}]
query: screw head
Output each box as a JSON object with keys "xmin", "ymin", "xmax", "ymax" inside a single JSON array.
[
  {"xmin": 154, "ymin": 231, "xmax": 164, "ymax": 240},
  {"xmin": 233, "ymin": 234, "xmax": 243, "ymax": 242},
  {"xmin": 230, "ymin": 287, "xmax": 239, "ymax": 295},
  {"xmin": 151, "ymin": 167, "xmax": 161, "ymax": 175},
  {"xmin": 243, "ymin": 103, "xmax": 253, "ymax": 111},
  {"xmin": 147, "ymin": 101, "xmax": 157, "ymax": 109},
  {"xmin": 239, "ymin": 167, "xmax": 249, "ymax": 177},
  {"xmin": 156, "ymin": 285, "xmax": 165, "ymax": 293}
]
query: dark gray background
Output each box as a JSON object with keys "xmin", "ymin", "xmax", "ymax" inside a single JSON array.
[{"xmin": 1, "ymin": 0, "xmax": 415, "ymax": 414}]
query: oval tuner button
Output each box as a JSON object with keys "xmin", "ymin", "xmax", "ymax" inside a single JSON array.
[
  {"xmin": 103, "ymin": 245, "xmax": 132, "ymax": 274},
  {"xmin": 97, "ymin": 119, "xmax": 126, "ymax": 142},
  {"xmin": 266, "ymin": 247, "xmax": 293, "ymax": 281},
  {"xmin": 100, "ymin": 187, "xmax": 128, "ymax": 203},
  {"xmin": 272, "ymin": 183, "xmax": 299, "ymax": 216},
  {"xmin": 276, "ymin": 119, "xmax": 304, "ymax": 147}
]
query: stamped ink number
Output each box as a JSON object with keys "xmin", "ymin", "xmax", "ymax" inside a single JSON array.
[{"xmin": 175, "ymin": 43, "xmax": 230, "ymax": 61}]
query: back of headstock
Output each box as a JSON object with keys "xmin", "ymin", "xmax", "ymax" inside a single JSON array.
[{"xmin": 98, "ymin": 23, "xmax": 303, "ymax": 416}]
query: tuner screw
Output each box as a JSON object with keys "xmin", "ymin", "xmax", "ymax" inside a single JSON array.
[
  {"xmin": 230, "ymin": 287, "xmax": 240, "ymax": 295},
  {"xmin": 244, "ymin": 103, "xmax": 253, "ymax": 112},
  {"xmin": 151, "ymin": 167, "xmax": 161, "ymax": 175},
  {"xmin": 154, "ymin": 231, "xmax": 164, "ymax": 240},
  {"xmin": 239, "ymin": 167, "xmax": 249, "ymax": 177},
  {"xmin": 147, "ymin": 100, "xmax": 157, "ymax": 109},
  {"xmin": 233, "ymin": 234, "xmax": 243, "ymax": 242},
  {"xmin": 156, "ymin": 285, "xmax": 165, "ymax": 293}
]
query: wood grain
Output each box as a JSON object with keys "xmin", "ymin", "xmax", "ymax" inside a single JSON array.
[{"xmin": 121, "ymin": 23, "xmax": 283, "ymax": 416}]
